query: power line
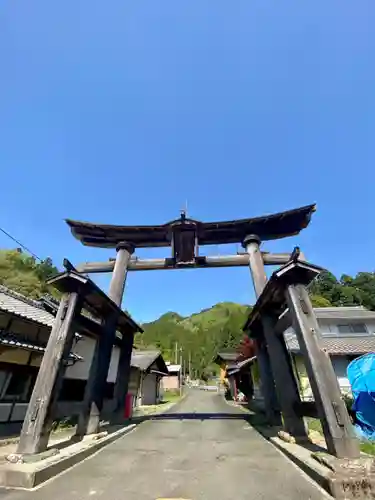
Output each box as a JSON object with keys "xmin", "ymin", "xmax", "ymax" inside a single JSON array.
[{"xmin": 0, "ymin": 226, "xmax": 42, "ymax": 261}]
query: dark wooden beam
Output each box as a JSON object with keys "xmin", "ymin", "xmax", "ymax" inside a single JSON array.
[
  {"xmin": 274, "ymin": 310, "xmax": 292, "ymax": 336},
  {"xmin": 112, "ymin": 331, "xmax": 134, "ymax": 422},
  {"xmin": 76, "ymin": 313, "xmax": 119, "ymax": 436},
  {"xmin": 108, "ymin": 243, "xmax": 134, "ymax": 423},
  {"xmin": 74, "ymin": 314, "xmax": 102, "ymax": 338},
  {"xmin": 242, "ymin": 235, "xmax": 281, "ymax": 426},
  {"xmin": 293, "ymin": 401, "xmax": 319, "ymax": 418},
  {"xmin": 47, "ymin": 270, "xmax": 142, "ymax": 334},
  {"xmin": 75, "ymin": 244, "xmax": 134, "ymax": 436},
  {"xmin": 286, "ymin": 283, "xmax": 360, "ymax": 458},
  {"xmin": 261, "ymin": 314, "xmax": 307, "ymax": 439},
  {"xmin": 63, "ymin": 258, "xmax": 78, "ymax": 272},
  {"xmin": 17, "ymin": 293, "xmax": 81, "ymax": 455}
]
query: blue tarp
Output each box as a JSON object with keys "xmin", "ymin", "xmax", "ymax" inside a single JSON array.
[{"xmin": 347, "ymin": 353, "xmax": 375, "ymax": 441}]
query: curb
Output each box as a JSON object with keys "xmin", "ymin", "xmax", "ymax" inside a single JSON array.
[
  {"xmin": 222, "ymin": 396, "xmax": 334, "ymax": 495},
  {"xmin": 0, "ymin": 424, "xmax": 136, "ymax": 489},
  {"xmin": 266, "ymin": 435, "xmax": 331, "ymax": 493},
  {"xmin": 0, "ymin": 393, "xmax": 189, "ymax": 490}
]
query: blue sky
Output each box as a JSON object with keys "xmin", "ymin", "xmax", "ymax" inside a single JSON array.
[{"xmin": 1, "ymin": 1, "xmax": 374, "ymax": 322}]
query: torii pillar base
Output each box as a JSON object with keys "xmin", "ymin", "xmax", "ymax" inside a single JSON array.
[{"xmin": 313, "ymin": 452, "xmax": 375, "ymax": 499}]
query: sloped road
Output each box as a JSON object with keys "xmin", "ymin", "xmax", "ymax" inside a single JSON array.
[{"xmin": 1, "ymin": 390, "xmax": 327, "ymax": 500}]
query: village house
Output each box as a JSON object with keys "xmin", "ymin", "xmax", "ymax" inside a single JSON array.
[
  {"xmin": 0, "ymin": 285, "xmax": 167, "ymax": 434},
  {"xmin": 128, "ymin": 350, "xmax": 168, "ymax": 407},
  {"xmin": 285, "ymin": 306, "xmax": 375, "ymax": 399},
  {"xmin": 214, "ymin": 306, "xmax": 375, "ymax": 402},
  {"xmin": 162, "ymin": 362, "xmax": 181, "ymax": 391}
]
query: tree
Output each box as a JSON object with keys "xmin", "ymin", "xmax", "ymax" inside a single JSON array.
[
  {"xmin": 309, "ymin": 271, "xmax": 338, "ymax": 304},
  {"xmin": 309, "ymin": 270, "xmax": 375, "ymax": 311},
  {"xmin": 237, "ymin": 335, "xmax": 256, "ymax": 360},
  {"xmin": 0, "ymin": 250, "xmax": 60, "ymax": 299},
  {"xmin": 310, "ymin": 295, "xmax": 332, "ymax": 307}
]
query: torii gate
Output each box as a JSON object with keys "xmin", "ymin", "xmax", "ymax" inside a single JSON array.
[{"xmin": 16, "ymin": 204, "xmax": 359, "ymax": 465}]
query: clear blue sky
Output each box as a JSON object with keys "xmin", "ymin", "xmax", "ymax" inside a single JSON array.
[{"xmin": 1, "ymin": 1, "xmax": 374, "ymax": 322}]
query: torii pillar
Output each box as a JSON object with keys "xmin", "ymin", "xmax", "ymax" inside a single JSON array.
[
  {"xmin": 109, "ymin": 242, "xmax": 136, "ymax": 422},
  {"xmin": 77, "ymin": 242, "xmax": 134, "ymax": 435},
  {"xmin": 243, "ymin": 235, "xmax": 281, "ymax": 425}
]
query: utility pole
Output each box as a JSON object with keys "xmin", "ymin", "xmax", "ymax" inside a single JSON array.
[
  {"xmin": 175, "ymin": 342, "xmax": 178, "ymax": 364},
  {"xmin": 179, "ymin": 347, "xmax": 183, "ymax": 397},
  {"xmin": 189, "ymin": 351, "xmax": 192, "ymax": 380}
]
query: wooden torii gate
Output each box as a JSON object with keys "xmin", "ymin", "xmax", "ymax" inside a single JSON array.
[{"xmin": 16, "ymin": 204, "xmax": 360, "ymax": 467}]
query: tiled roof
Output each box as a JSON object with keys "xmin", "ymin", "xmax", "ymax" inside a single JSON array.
[
  {"xmin": 0, "ymin": 331, "xmax": 82, "ymax": 361},
  {"xmin": 0, "ymin": 286, "xmax": 54, "ymax": 327},
  {"xmin": 314, "ymin": 306, "xmax": 375, "ymax": 321},
  {"xmin": 0, "ymin": 286, "xmax": 83, "ymax": 360},
  {"xmin": 214, "ymin": 352, "xmax": 238, "ymax": 363},
  {"xmin": 227, "ymin": 356, "xmax": 256, "ymax": 376},
  {"xmin": 286, "ymin": 335, "xmax": 375, "ymax": 355},
  {"xmin": 131, "ymin": 350, "xmax": 167, "ymax": 373}
]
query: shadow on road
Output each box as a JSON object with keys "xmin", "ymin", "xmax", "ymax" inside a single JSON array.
[{"xmin": 131, "ymin": 412, "xmax": 252, "ymax": 423}]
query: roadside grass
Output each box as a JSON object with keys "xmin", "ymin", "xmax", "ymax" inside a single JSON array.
[
  {"xmin": 305, "ymin": 417, "xmax": 322, "ymax": 434},
  {"xmin": 305, "ymin": 417, "xmax": 375, "ymax": 456},
  {"xmin": 359, "ymin": 441, "xmax": 375, "ymax": 456},
  {"xmin": 162, "ymin": 389, "xmax": 182, "ymax": 404}
]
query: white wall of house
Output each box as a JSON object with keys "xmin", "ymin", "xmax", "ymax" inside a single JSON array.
[
  {"xmin": 285, "ymin": 316, "xmax": 375, "ymax": 339},
  {"xmin": 65, "ymin": 337, "xmax": 120, "ymax": 383},
  {"xmin": 317, "ymin": 318, "xmax": 375, "ymax": 336}
]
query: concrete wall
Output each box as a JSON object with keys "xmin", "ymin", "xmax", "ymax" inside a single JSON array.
[{"xmin": 162, "ymin": 375, "xmax": 179, "ymax": 391}]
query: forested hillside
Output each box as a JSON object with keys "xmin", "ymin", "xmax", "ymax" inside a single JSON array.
[
  {"xmin": 1, "ymin": 248, "xmax": 375, "ymax": 378},
  {"xmin": 0, "ymin": 249, "xmax": 59, "ymax": 298},
  {"xmin": 135, "ymin": 303, "xmax": 251, "ymax": 379}
]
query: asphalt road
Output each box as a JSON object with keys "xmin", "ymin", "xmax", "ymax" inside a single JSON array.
[{"xmin": 1, "ymin": 391, "xmax": 327, "ymax": 500}]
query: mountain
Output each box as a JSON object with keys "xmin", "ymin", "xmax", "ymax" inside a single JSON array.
[{"xmin": 136, "ymin": 302, "xmax": 251, "ymax": 379}]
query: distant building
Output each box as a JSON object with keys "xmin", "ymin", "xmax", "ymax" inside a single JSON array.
[
  {"xmin": 285, "ymin": 306, "xmax": 375, "ymax": 399},
  {"xmin": 213, "ymin": 352, "xmax": 238, "ymax": 387},
  {"xmin": 162, "ymin": 362, "xmax": 182, "ymax": 391},
  {"xmin": 213, "ymin": 352, "xmax": 254, "ymax": 400},
  {"xmin": 128, "ymin": 350, "xmax": 168, "ymax": 406}
]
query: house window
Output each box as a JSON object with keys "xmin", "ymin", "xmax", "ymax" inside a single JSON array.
[
  {"xmin": 0, "ymin": 371, "xmax": 8, "ymax": 395},
  {"xmin": 1, "ymin": 372, "xmax": 32, "ymax": 401},
  {"xmin": 337, "ymin": 323, "xmax": 367, "ymax": 335}
]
